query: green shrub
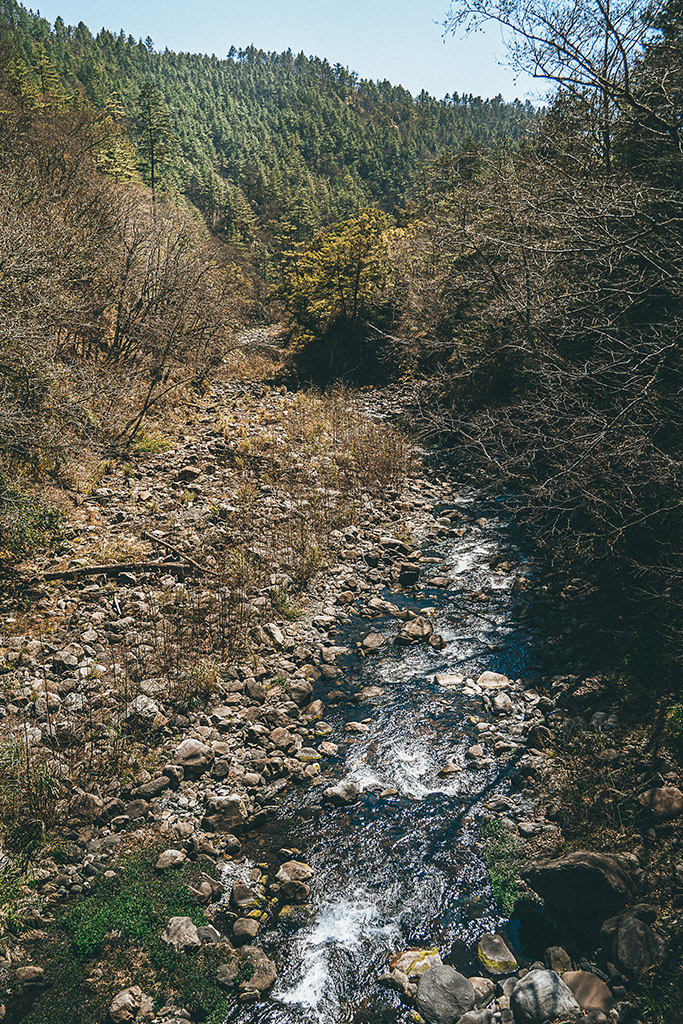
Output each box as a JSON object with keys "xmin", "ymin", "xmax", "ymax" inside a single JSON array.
[
  {"xmin": 0, "ymin": 475, "xmax": 63, "ymax": 566},
  {"xmin": 481, "ymin": 819, "xmax": 525, "ymax": 915}
]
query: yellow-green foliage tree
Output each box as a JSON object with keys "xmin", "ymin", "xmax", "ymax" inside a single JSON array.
[{"xmin": 282, "ymin": 207, "xmax": 388, "ymax": 335}]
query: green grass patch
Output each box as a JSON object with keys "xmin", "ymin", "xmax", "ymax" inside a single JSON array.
[
  {"xmin": 17, "ymin": 847, "xmax": 232, "ymax": 1024},
  {"xmin": 481, "ymin": 819, "xmax": 525, "ymax": 916}
]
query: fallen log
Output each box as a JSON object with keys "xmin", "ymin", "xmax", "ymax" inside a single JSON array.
[{"xmin": 33, "ymin": 561, "xmax": 191, "ymax": 582}]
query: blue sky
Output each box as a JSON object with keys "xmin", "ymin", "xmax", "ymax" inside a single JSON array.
[{"xmin": 32, "ymin": 0, "xmax": 540, "ymax": 102}]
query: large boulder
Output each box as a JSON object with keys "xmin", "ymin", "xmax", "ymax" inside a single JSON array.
[
  {"xmin": 600, "ymin": 905, "xmax": 668, "ymax": 980},
  {"xmin": 416, "ymin": 965, "xmax": 475, "ymax": 1024},
  {"xmin": 520, "ymin": 851, "xmax": 632, "ymax": 939},
  {"xmin": 510, "ymin": 969, "xmax": 581, "ymax": 1024}
]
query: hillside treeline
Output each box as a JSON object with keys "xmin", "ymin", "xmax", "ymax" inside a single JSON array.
[
  {"xmin": 275, "ymin": 0, "xmax": 683, "ymax": 674},
  {"xmin": 393, "ymin": 0, "xmax": 683, "ymax": 674},
  {"xmin": 0, "ymin": 0, "xmax": 535, "ymax": 249}
]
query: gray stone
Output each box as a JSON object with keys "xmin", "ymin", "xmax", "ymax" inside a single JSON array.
[
  {"xmin": 545, "ymin": 945, "xmax": 572, "ymax": 974},
  {"xmin": 276, "ymin": 860, "xmax": 314, "ymax": 883},
  {"xmin": 124, "ymin": 695, "xmax": 160, "ymax": 730},
  {"xmin": 287, "ymin": 679, "xmax": 313, "ymax": 705},
  {"xmin": 68, "ymin": 790, "xmax": 104, "ymax": 821},
  {"xmin": 600, "ymin": 905, "xmax": 668, "ymax": 980},
  {"xmin": 131, "ymin": 776, "xmax": 171, "ymax": 800},
  {"xmin": 322, "ymin": 779, "xmax": 361, "ymax": 806},
  {"xmin": 239, "ymin": 946, "xmax": 277, "ymax": 993},
  {"xmin": 216, "ymin": 956, "xmax": 240, "ymax": 989},
  {"xmin": 161, "ymin": 916, "xmax": 201, "ymax": 952},
  {"xmin": 173, "ymin": 738, "xmax": 214, "ymax": 777},
  {"xmin": 233, "ymin": 918, "xmax": 259, "ymax": 941},
  {"xmin": 155, "ymin": 849, "xmax": 186, "ymax": 870},
  {"xmin": 108, "ymin": 986, "xmax": 143, "ymax": 1023},
  {"xmin": 562, "ymin": 970, "xmax": 615, "ymax": 1012},
  {"xmin": 231, "ymin": 880, "xmax": 259, "ymax": 910},
  {"xmin": 638, "ymin": 786, "xmax": 683, "ymax": 821},
  {"xmin": 468, "ymin": 977, "xmax": 495, "ymax": 1007},
  {"xmin": 476, "ymin": 671, "xmax": 510, "ymax": 689},
  {"xmin": 15, "ymin": 965, "xmax": 44, "ymax": 984},
  {"xmin": 492, "ymin": 692, "xmax": 514, "ymax": 715},
  {"xmin": 477, "ymin": 933, "xmax": 518, "ymax": 974},
  {"xmin": 416, "ymin": 965, "xmax": 475, "ymax": 1024},
  {"xmin": 202, "ymin": 794, "xmax": 248, "ymax": 832},
  {"xmin": 396, "ymin": 615, "xmax": 433, "ymax": 645},
  {"xmin": 458, "ymin": 1012, "xmax": 493, "ymax": 1024},
  {"xmin": 511, "ymin": 969, "xmax": 581, "ymax": 1024},
  {"xmin": 361, "ymin": 632, "xmax": 385, "ymax": 652}
]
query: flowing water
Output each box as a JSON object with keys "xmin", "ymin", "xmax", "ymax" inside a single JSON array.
[{"xmin": 223, "ymin": 493, "xmax": 542, "ymax": 1024}]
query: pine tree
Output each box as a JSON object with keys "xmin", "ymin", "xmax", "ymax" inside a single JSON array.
[{"xmin": 134, "ymin": 80, "xmax": 175, "ymax": 201}]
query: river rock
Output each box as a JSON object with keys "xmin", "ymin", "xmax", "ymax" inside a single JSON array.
[
  {"xmin": 435, "ymin": 673, "xmax": 464, "ymax": 687},
  {"xmin": 239, "ymin": 946, "xmax": 277, "ymax": 994},
  {"xmin": 322, "ymin": 779, "xmax": 360, "ymax": 806},
  {"xmin": 378, "ymin": 967, "xmax": 417, "ymax": 1000},
  {"xmin": 458, "ymin": 1012, "xmax": 493, "ymax": 1024},
  {"xmin": 287, "ymin": 679, "xmax": 313, "ymax": 705},
  {"xmin": 477, "ymin": 933, "xmax": 518, "ymax": 973},
  {"xmin": 15, "ymin": 965, "xmax": 44, "ymax": 984},
  {"xmin": 476, "ymin": 671, "xmax": 510, "ymax": 689},
  {"xmin": 600, "ymin": 904, "xmax": 668, "ymax": 980},
  {"xmin": 544, "ymin": 945, "xmax": 572, "ymax": 974},
  {"xmin": 520, "ymin": 851, "xmax": 632, "ymax": 938},
  {"xmin": 233, "ymin": 918, "xmax": 259, "ymax": 942},
  {"xmin": 562, "ymin": 970, "xmax": 615, "ymax": 1012},
  {"xmin": 390, "ymin": 947, "xmax": 442, "ymax": 978},
  {"xmin": 161, "ymin": 916, "xmax": 201, "ymax": 952},
  {"xmin": 416, "ymin": 965, "xmax": 475, "ymax": 1024},
  {"xmin": 155, "ymin": 849, "xmax": 186, "ymax": 870},
  {"xmin": 203, "ymin": 794, "xmax": 248, "ymax": 832},
  {"xmin": 131, "ymin": 775, "xmax": 172, "ymax": 800},
  {"xmin": 68, "ymin": 789, "xmax": 104, "ymax": 821},
  {"xmin": 467, "ymin": 977, "xmax": 495, "ymax": 1007},
  {"xmin": 396, "ymin": 615, "xmax": 433, "ymax": 645},
  {"xmin": 216, "ymin": 956, "xmax": 240, "ymax": 989},
  {"xmin": 231, "ymin": 881, "xmax": 259, "ymax": 910},
  {"xmin": 638, "ymin": 786, "xmax": 683, "ymax": 820},
  {"xmin": 276, "ymin": 860, "xmax": 314, "ymax": 884},
  {"xmin": 108, "ymin": 985, "xmax": 143, "ymax": 1023},
  {"xmin": 173, "ymin": 738, "xmax": 214, "ymax": 777},
  {"xmin": 281, "ymin": 879, "xmax": 310, "ymax": 901},
  {"xmin": 361, "ymin": 632, "xmax": 385, "ymax": 652},
  {"xmin": 510, "ymin": 970, "xmax": 581, "ymax": 1023},
  {"xmin": 492, "ymin": 692, "xmax": 513, "ymax": 715}
]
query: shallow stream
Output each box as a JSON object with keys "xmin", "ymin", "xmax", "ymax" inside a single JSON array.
[{"xmin": 224, "ymin": 493, "xmax": 543, "ymax": 1023}]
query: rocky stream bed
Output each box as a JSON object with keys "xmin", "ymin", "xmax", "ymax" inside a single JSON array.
[{"xmin": 0, "ymin": 381, "xmax": 681, "ymax": 1024}]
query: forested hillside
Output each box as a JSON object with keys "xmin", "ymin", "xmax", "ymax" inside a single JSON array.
[{"xmin": 0, "ymin": 0, "xmax": 535, "ymax": 244}]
